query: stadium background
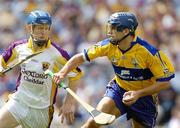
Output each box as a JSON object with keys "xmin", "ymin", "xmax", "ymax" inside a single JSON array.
[{"xmin": 0, "ymin": 0, "xmax": 179, "ymax": 128}]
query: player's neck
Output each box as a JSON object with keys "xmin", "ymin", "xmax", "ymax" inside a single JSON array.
[
  {"xmin": 118, "ymin": 36, "xmax": 133, "ymax": 51},
  {"xmin": 32, "ymin": 42, "xmax": 46, "ymax": 52}
]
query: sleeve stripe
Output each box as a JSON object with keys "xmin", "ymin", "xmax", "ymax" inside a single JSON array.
[
  {"xmin": 156, "ymin": 74, "xmax": 175, "ymax": 82},
  {"xmin": 76, "ymin": 67, "xmax": 81, "ymax": 72},
  {"xmin": 51, "ymin": 42, "xmax": 70, "ymax": 60},
  {"xmin": 2, "ymin": 39, "xmax": 27, "ymax": 63},
  {"xmin": 52, "ymin": 42, "xmax": 82, "ymax": 72},
  {"xmin": 156, "ymin": 52, "xmax": 166, "ymax": 68},
  {"xmin": 83, "ymin": 49, "xmax": 90, "ymax": 61}
]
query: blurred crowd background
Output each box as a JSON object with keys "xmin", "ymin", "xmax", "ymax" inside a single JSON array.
[{"xmin": 0, "ymin": 0, "xmax": 179, "ymax": 128}]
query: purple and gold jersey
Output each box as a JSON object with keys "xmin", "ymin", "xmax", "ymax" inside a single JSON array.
[
  {"xmin": 83, "ymin": 37, "xmax": 175, "ymax": 91},
  {"xmin": 0, "ymin": 37, "xmax": 83, "ymax": 108}
]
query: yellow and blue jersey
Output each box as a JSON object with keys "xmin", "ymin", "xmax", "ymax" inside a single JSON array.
[
  {"xmin": 0, "ymin": 37, "xmax": 83, "ymax": 108},
  {"xmin": 83, "ymin": 37, "xmax": 175, "ymax": 91}
]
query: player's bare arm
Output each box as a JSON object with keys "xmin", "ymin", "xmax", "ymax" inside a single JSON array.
[
  {"xmin": 53, "ymin": 53, "xmax": 84, "ymax": 84},
  {"xmin": 58, "ymin": 80, "xmax": 79, "ymax": 124},
  {"xmin": 123, "ymin": 82, "xmax": 170, "ymax": 106}
]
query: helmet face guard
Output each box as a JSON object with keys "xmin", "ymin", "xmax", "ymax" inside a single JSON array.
[
  {"xmin": 30, "ymin": 24, "xmax": 50, "ymax": 46},
  {"xmin": 26, "ymin": 10, "xmax": 52, "ymax": 46}
]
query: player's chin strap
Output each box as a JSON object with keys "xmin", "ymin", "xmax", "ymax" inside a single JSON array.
[
  {"xmin": 30, "ymin": 34, "xmax": 48, "ymax": 47},
  {"xmin": 110, "ymin": 32, "xmax": 131, "ymax": 45}
]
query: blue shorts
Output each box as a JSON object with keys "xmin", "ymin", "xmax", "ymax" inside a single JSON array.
[{"xmin": 104, "ymin": 80, "xmax": 158, "ymax": 128}]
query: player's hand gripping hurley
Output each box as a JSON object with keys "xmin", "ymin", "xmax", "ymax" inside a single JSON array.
[{"xmin": 45, "ymin": 69, "xmax": 116, "ymax": 125}]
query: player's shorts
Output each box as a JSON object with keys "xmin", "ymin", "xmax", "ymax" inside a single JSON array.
[
  {"xmin": 5, "ymin": 97, "xmax": 54, "ymax": 128},
  {"xmin": 104, "ymin": 80, "xmax": 158, "ymax": 128}
]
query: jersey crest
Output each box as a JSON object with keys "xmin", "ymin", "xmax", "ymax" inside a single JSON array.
[
  {"xmin": 131, "ymin": 58, "xmax": 139, "ymax": 68},
  {"xmin": 111, "ymin": 56, "xmax": 118, "ymax": 65},
  {"xmin": 42, "ymin": 62, "xmax": 50, "ymax": 71}
]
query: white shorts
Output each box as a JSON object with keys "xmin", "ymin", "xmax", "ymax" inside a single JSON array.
[{"xmin": 6, "ymin": 98, "xmax": 54, "ymax": 128}]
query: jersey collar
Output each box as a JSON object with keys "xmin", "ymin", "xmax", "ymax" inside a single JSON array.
[
  {"xmin": 27, "ymin": 37, "xmax": 51, "ymax": 52},
  {"xmin": 118, "ymin": 36, "xmax": 138, "ymax": 54}
]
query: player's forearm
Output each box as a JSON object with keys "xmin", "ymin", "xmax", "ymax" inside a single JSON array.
[
  {"xmin": 137, "ymin": 82, "xmax": 171, "ymax": 97},
  {"xmin": 60, "ymin": 53, "xmax": 85, "ymax": 77}
]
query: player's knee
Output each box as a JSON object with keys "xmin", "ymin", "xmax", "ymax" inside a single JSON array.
[
  {"xmin": 0, "ymin": 125, "xmax": 7, "ymax": 128},
  {"xmin": 132, "ymin": 119, "xmax": 145, "ymax": 128},
  {"xmin": 81, "ymin": 118, "xmax": 100, "ymax": 128},
  {"xmin": 0, "ymin": 113, "xmax": 5, "ymax": 128},
  {"xmin": 0, "ymin": 116, "xmax": 9, "ymax": 128},
  {"xmin": 0, "ymin": 119, "xmax": 6, "ymax": 128}
]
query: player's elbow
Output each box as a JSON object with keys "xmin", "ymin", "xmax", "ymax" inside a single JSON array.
[{"xmin": 73, "ymin": 53, "xmax": 85, "ymax": 64}]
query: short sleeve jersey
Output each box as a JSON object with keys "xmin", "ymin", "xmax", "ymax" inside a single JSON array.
[
  {"xmin": 0, "ymin": 38, "xmax": 83, "ymax": 108},
  {"xmin": 83, "ymin": 37, "xmax": 175, "ymax": 91}
]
